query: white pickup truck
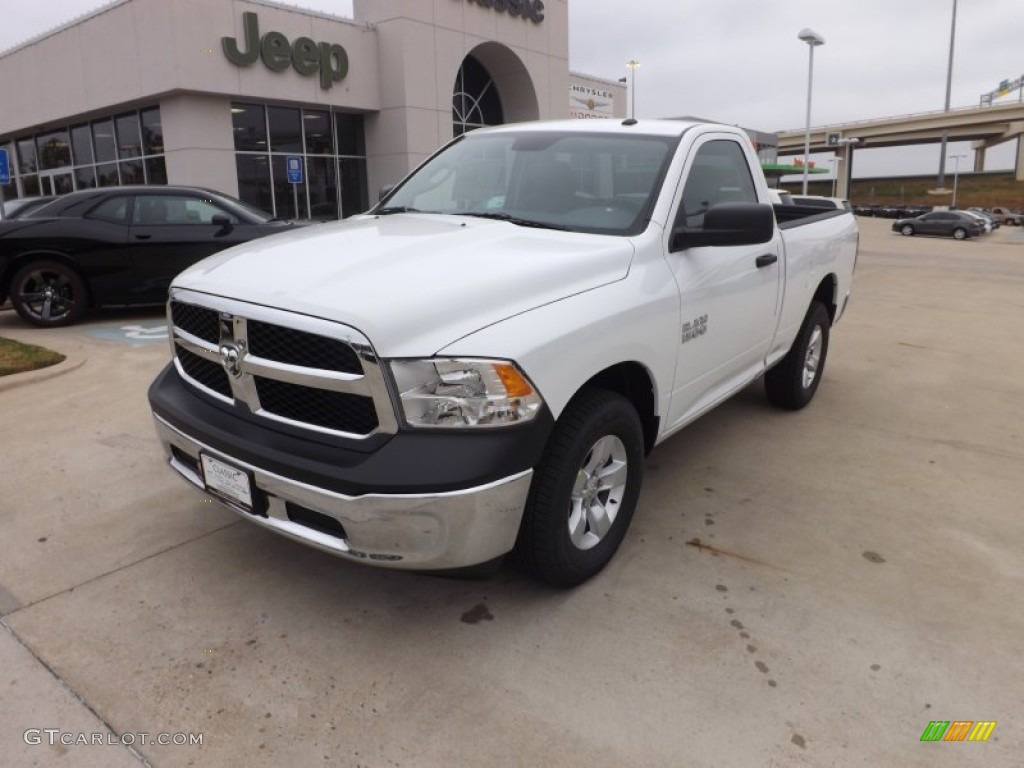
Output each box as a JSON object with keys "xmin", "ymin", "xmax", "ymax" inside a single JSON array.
[{"xmin": 149, "ymin": 119, "xmax": 858, "ymax": 586}]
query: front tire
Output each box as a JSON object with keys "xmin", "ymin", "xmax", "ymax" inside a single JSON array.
[
  {"xmin": 765, "ymin": 301, "xmax": 831, "ymax": 410},
  {"xmin": 515, "ymin": 389, "xmax": 645, "ymax": 587},
  {"xmin": 952, "ymin": 227, "xmax": 967, "ymax": 240},
  {"xmin": 10, "ymin": 260, "xmax": 88, "ymax": 327},
  {"xmin": 900, "ymin": 224, "xmax": 914, "ymax": 236}
]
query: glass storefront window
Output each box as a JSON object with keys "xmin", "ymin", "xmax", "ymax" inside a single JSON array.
[
  {"xmin": 37, "ymin": 130, "xmax": 73, "ymax": 170},
  {"xmin": 268, "ymin": 106, "xmax": 302, "ymax": 153},
  {"xmin": 7, "ymin": 107, "xmax": 163, "ymax": 198},
  {"xmin": 93, "ymin": 120, "xmax": 117, "ymax": 163},
  {"xmin": 336, "ymin": 113, "xmax": 365, "ymax": 156},
  {"xmin": 231, "ymin": 103, "xmax": 267, "ymax": 152},
  {"xmin": 116, "ymin": 113, "xmax": 142, "ymax": 159},
  {"xmin": 233, "ymin": 106, "xmax": 366, "ymax": 221},
  {"xmin": 75, "ymin": 166, "xmax": 97, "ymax": 190},
  {"xmin": 71, "ymin": 124, "xmax": 94, "ymax": 166},
  {"xmin": 236, "ymin": 154, "xmax": 273, "ymax": 215},
  {"xmin": 17, "ymin": 139, "xmax": 38, "ymax": 174},
  {"xmin": 145, "ymin": 156, "xmax": 167, "ymax": 185},
  {"xmin": 119, "ymin": 160, "xmax": 144, "ymax": 184},
  {"xmin": 306, "ymin": 156, "xmax": 338, "ymax": 219},
  {"xmin": 21, "ymin": 175, "xmax": 41, "ymax": 196},
  {"xmin": 96, "ymin": 163, "xmax": 119, "ymax": 187},
  {"xmin": 50, "ymin": 173, "xmax": 74, "ymax": 195},
  {"xmin": 339, "ymin": 157, "xmax": 368, "ymax": 217},
  {"xmin": 141, "ymin": 108, "xmax": 163, "ymax": 155},
  {"xmin": 303, "ymin": 110, "xmax": 332, "ymax": 155}
]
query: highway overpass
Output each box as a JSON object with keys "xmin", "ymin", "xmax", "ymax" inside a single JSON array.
[{"xmin": 777, "ymin": 101, "xmax": 1024, "ymax": 198}]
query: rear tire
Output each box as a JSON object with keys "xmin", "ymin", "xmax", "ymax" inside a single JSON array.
[
  {"xmin": 515, "ymin": 389, "xmax": 644, "ymax": 587},
  {"xmin": 10, "ymin": 260, "xmax": 87, "ymax": 327},
  {"xmin": 765, "ymin": 301, "xmax": 830, "ymax": 410}
]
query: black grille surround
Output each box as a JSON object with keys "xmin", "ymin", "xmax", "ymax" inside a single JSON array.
[{"xmin": 168, "ymin": 297, "xmax": 395, "ymax": 439}]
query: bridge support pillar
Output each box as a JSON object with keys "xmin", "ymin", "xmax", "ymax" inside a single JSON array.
[
  {"xmin": 973, "ymin": 148, "xmax": 986, "ymax": 173},
  {"xmin": 835, "ymin": 147, "xmax": 854, "ymax": 199},
  {"xmin": 1017, "ymin": 137, "xmax": 1024, "ymax": 182}
]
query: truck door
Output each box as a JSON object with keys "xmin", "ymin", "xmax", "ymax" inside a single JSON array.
[{"xmin": 663, "ymin": 136, "xmax": 783, "ymax": 430}]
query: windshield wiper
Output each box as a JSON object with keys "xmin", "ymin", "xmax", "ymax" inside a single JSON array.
[
  {"xmin": 375, "ymin": 206, "xmax": 424, "ymax": 215},
  {"xmin": 459, "ymin": 211, "xmax": 569, "ymax": 231}
]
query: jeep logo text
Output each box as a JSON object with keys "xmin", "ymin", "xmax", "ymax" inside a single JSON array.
[{"xmin": 222, "ymin": 12, "xmax": 349, "ymax": 90}]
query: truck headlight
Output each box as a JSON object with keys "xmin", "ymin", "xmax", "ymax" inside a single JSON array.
[{"xmin": 390, "ymin": 359, "xmax": 543, "ymax": 428}]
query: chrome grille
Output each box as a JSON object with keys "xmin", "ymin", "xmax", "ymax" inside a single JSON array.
[{"xmin": 168, "ymin": 290, "xmax": 397, "ymax": 439}]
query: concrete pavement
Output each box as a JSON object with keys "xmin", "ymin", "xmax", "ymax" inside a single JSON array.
[{"xmin": 1, "ymin": 219, "xmax": 1021, "ymax": 766}]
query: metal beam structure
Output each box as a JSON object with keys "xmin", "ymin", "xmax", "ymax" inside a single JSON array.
[{"xmin": 777, "ymin": 101, "xmax": 1024, "ymax": 182}]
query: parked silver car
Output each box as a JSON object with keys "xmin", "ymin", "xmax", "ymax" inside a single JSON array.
[{"xmin": 892, "ymin": 211, "xmax": 985, "ymax": 240}]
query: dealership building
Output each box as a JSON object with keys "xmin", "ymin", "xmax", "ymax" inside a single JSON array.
[{"xmin": 0, "ymin": 0, "xmax": 627, "ymax": 219}]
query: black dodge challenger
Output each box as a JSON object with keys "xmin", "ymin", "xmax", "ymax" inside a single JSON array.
[{"xmin": 0, "ymin": 186, "xmax": 307, "ymax": 327}]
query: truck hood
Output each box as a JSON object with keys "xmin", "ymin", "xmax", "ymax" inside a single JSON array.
[{"xmin": 173, "ymin": 213, "xmax": 634, "ymax": 357}]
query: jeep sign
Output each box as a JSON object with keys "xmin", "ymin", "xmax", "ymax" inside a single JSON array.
[{"xmin": 222, "ymin": 12, "xmax": 349, "ymax": 90}]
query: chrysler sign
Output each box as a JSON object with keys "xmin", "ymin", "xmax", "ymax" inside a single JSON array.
[{"xmin": 222, "ymin": 12, "xmax": 349, "ymax": 90}]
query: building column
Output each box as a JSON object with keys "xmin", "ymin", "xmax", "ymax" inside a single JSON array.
[{"xmin": 160, "ymin": 94, "xmax": 238, "ymax": 196}]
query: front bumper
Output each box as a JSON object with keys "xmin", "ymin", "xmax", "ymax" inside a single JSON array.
[
  {"xmin": 149, "ymin": 363, "xmax": 551, "ymax": 569},
  {"xmin": 154, "ymin": 413, "xmax": 533, "ymax": 569}
]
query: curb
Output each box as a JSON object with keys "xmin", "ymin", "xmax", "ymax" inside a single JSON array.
[{"xmin": 0, "ymin": 348, "xmax": 88, "ymax": 393}]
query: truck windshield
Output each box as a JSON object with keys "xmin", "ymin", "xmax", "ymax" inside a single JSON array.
[{"xmin": 379, "ymin": 131, "xmax": 677, "ymax": 236}]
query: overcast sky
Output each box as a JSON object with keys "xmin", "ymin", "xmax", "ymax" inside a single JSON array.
[{"xmin": 2, "ymin": 0, "xmax": 1020, "ymax": 178}]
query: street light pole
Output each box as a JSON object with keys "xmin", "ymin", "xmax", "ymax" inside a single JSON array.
[
  {"xmin": 626, "ymin": 60, "xmax": 641, "ymax": 120},
  {"xmin": 936, "ymin": 0, "xmax": 958, "ymax": 191},
  {"xmin": 830, "ymin": 158, "xmax": 838, "ymax": 197},
  {"xmin": 798, "ymin": 28, "xmax": 825, "ymax": 196},
  {"xmin": 949, "ymin": 153, "xmax": 966, "ymax": 208}
]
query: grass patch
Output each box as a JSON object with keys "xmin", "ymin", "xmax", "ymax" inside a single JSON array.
[
  {"xmin": 0, "ymin": 337, "xmax": 66, "ymax": 377},
  {"xmin": 782, "ymin": 171, "xmax": 1024, "ymax": 209}
]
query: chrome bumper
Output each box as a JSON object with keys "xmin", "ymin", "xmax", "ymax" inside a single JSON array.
[{"xmin": 153, "ymin": 414, "xmax": 532, "ymax": 570}]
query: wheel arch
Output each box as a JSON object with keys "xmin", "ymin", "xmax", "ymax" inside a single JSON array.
[
  {"xmin": 574, "ymin": 362, "xmax": 659, "ymax": 455},
  {"xmin": 812, "ymin": 273, "xmax": 839, "ymax": 324}
]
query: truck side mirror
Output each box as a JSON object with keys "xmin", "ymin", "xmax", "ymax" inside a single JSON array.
[
  {"xmin": 378, "ymin": 184, "xmax": 395, "ymax": 202},
  {"xmin": 671, "ymin": 202, "xmax": 774, "ymax": 251}
]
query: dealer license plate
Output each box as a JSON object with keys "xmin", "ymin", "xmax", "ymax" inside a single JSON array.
[{"xmin": 200, "ymin": 453, "xmax": 254, "ymax": 512}]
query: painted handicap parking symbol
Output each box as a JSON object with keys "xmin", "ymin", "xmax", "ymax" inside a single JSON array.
[
  {"xmin": 122, "ymin": 324, "xmax": 169, "ymax": 340},
  {"xmin": 84, "ymin": 323, "xmax": 169, "ymax": 343}
]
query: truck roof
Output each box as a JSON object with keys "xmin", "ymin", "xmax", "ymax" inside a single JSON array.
[{"xmin": 472, "ymin": 118, "xmax": 714, "ymax": 138}]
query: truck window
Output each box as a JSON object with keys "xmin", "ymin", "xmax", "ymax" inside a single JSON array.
[
  {"xmin": 385, "ymin": 131, "xmax": 678, "ymax": 236},
  {"xmin": 676, "ymin": 140, "xmax": 758, "ymax": 229}
]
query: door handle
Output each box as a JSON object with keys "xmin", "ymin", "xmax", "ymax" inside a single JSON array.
[
  {"xmin": 134, "ymin": 234, "xmax": 152, "ymax": 240},
  {"xmin": 755, "ymin": 253, "xmax": 778, "ymax": 268}
]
